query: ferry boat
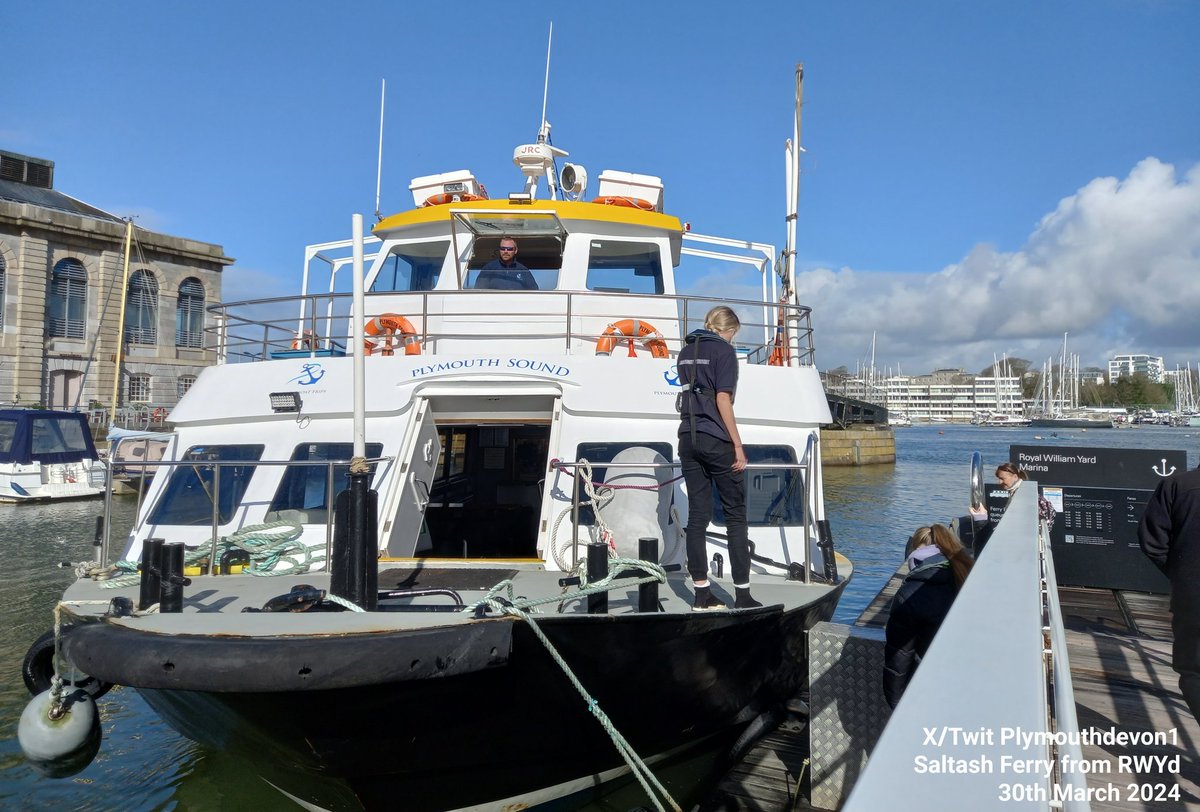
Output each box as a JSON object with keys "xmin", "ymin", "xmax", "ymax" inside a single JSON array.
[
  {"xmin": 970, "ymin": 411, "xmax": 1032, "ymax": 428},
  {"xmin": 0, "ymin": 409, "xmax": 105, "ymax": 502},
  {"xmin": 20, "ymin": 75, "xmax": 849, "ymax": 811}
]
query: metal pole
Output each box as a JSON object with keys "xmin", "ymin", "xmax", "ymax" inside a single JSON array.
[{"xmin": 209, "ymin": 464, "xmax": 221, "ymax": 574}]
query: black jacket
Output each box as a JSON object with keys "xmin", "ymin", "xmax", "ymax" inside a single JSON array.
[
  {"xmin": 1138, "ymin": 465, "xmax": 1200, "ymax": 618},
  {"xmin": 882, "ymin": 553, "xmax": 958, "ymax": 707}
]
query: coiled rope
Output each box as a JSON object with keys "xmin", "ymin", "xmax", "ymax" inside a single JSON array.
[
  {"xmin": 95, "ymin": 520, "xmax": 307, "ymax": 588},
  {"xmin": 467, "ymin": 559, "xmax": 681, "ymax": 812}
]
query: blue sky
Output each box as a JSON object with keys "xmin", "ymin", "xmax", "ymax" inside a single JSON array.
[{"xmin": 4, "ymin": 1, "xmax": 1198, "ymax": 376}]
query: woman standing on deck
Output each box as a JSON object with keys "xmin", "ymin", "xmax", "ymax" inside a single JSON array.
[
  {"xmin": 677, "ymin": 305, "xmax": 761, "ymax": 611},
  {"xmin": 883, "ymin": 524, "xmax": 974, "ymax": 707}
]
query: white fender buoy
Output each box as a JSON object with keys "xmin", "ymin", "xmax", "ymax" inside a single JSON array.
[
  {"xmin": 18, "ymin": 688, "xmax": 102, "ymax": 778},
  {"xmin": 601, "ymin": 447, "xmax": 674, "ymax": 560}
]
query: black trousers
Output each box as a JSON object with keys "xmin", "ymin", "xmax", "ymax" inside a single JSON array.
[
  {"xmin": 1173, "ymin": 615, "xmax": 1200, "ymax": 720},
  {"xmin": 679, "ymin": 431, "xmax": 750, "ymax": 585}
]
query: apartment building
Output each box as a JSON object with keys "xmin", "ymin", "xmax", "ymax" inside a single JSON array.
[{"xmin": 1108, "ymin": 354, "xmax": 1165, "ymax": 384}]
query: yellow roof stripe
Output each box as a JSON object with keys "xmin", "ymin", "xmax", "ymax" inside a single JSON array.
[{"xmin": 373, "ymin": 198, "xmax": 684, "ymax": 234}]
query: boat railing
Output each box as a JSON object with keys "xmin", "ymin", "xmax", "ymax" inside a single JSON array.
[
  {"xmin": 205, "ymin": 289, "xmax": 815, "ymax": 367},
  {"xmin": 550, "ymin": 457, "xmax": 831, "ymax": 583},
  {"xmin": 843, "ymin": 485, "xmax": 1090, "ymax": 811},
  {"xmin": 101, "ymin": 456, "xmax": 393, "ymax": 570}
]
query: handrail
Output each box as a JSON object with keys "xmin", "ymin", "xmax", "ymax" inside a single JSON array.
[
  {"xmin": 205, "ymin": 288, "xmax": 816, "ymax": 367},
  {"xmin": 843, "ymin": 485, "xmax": 1089, "ymax": 811},
  {"xmin": 551, "ymin": 458, "xmax": 822, "ymax": 577},
  {"xmin": 104, "ymin": 456, "xmax": 393, "ymax": 569}
]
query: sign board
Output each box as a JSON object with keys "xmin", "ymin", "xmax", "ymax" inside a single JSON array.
[{"xmin": 1009, "ymin": 445, "xmax": 1184, "ymax": 592}]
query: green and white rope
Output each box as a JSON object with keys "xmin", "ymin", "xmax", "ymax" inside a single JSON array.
[
  {"xmin": 467, "ymin": 558, "xmax": 680, "ymax": 812},
  {"xmin": 97, "ymin": 520, "xmax": 307, "ymax": 588}
]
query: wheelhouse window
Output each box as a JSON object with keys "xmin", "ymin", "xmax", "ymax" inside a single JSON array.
[
  {"xmin": 370, "ymin": 241, "xmax": 448, "ymax": 292},
  {"xmin": 125, "ymin": 269, "xmax": 158, "ymax": 345},
  {"xmin": 585, "ymin": 241, "xmax": 664, "ymax": 295},
  {"xmin": 127, "ymin": 373, "xmax": 151, "ymax": 403},
  {"xmin": 149, "ymin": 445, "xmax": 265, "ymax": 526},
  {"xmin": 176, "ymin": 277, "xmax": 205, "ymax": 348},
  {"xmin": 267, "ymin": 442, "xmax": 383, "ymax": 523},
  {"xmin": 713, "ymin": 445, "xmax": 805, "ymax": 527},
  {"xmin": 464, "ymin": 235, "xmax": 562, "ymax": 291},
  {"xmin": 49, "ymin": 258, "xmax": 87, "ymax": 339},
  {"xmin": 572, "ymin": 441, "xmax": 674, "ymax": 526}
]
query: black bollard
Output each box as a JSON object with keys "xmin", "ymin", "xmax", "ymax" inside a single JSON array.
[
  {"xmin": 816, "ymin": 519, "xmax": 839, "ymax": 582},
  {"xmin": 330, "ymin": 470, "xmax": 378, "ymax": 611},
  {"xmin": 638, "ymin": 537, "xmax": 659, "ymax": 613},
  {"xmin": 92, "ymin": 516, "xmax": 104, "ymax": 565},
  {"xmin": 138, "ymin": 538, "xmax": 164, "ymax": 611},
  {"xmin": 159, "ymin": 542, "xmax": 189, "ymax": 613},
  {"xmin": 586, "ymin": 542, "xmax": 608, "ymax": 615}
]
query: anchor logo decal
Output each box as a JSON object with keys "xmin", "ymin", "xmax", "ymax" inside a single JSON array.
[
  {"xmin": 289, "ymin": 363, "xmax": 325, "ymax": 385},
  {"xmin": 663, "ymin": 366, "xmax": 681, "ymax": 387},
  {"xmin": 1152, "ymin": 459, "xmax": 1177, "ymax": 477}
]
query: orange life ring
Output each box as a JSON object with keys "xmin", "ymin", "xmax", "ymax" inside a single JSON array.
[
  {"xmin": 595, "ymin": 319, "xmax": 669, "ymax": 359},
  {"xmin": 592, "ymin": 196, "xmax": 655, "ymax": 211},
  {"xmin": 364, "ymin": 314, "xmax": 422, "ymax": 357},
  {"xmin": 151, "ymin": 407, "xmax": 167, "ymax": 422},
  {"xmin": 422, "ymin": 193, "xmax": 485, "ymax": 207}
]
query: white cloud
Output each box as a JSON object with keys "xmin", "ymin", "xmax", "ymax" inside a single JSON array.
[{"xmin": 798, "ymin": 158, "xmax": 1200, "ymax": 374}]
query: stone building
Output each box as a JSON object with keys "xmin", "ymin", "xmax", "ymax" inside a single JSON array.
[{"xmin": 0, "ymin": 149, "xmax": 232, "ymax": 415}]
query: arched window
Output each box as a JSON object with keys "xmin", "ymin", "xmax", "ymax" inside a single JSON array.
[
  {"xmin": 125, "ymin": 269, "xmax": 158, "ymax": 345},
  {"xmin": 176, "ymin": 277, "xmax": 205, "ymax": 348},
  {"xmin": 0, "ymin": 254, "xmax": 6, "ymax": 330},
  {"xmin": 49, "ymin": 258, "xmax": 87, "ymax": 339}
]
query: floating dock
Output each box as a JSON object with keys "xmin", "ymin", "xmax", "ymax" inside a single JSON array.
[{"xmin": 707, "ymin": 574, "xmax": 1200, "ymax": 810}]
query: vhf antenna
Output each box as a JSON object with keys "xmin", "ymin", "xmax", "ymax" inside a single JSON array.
[
  {"xmin": 539, "ymin": 23, "xmax": 559, "ymax": 200},
  {"xmin": 375, "ymin": 78, "xmax": 386, "ymax": 220}
]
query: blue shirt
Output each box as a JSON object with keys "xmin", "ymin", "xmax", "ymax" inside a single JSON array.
[
  {"xmin": 677, "ymin": 329, "xmax": 738, "ymax": 441},
  {"xmin": 474, "ymin": 259, "xmax": 538, "ymax": 290}
]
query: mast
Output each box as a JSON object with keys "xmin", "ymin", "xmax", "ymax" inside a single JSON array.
[
  {"xmin": 784, "ymin": 64, "xmax": 804, "ymax": 367},
  {"xmin": 108, "ymin": 219, "xmax": 134, "ymax": 424}
]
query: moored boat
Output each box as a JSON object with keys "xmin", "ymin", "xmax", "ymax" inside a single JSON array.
[
  {"xmin": 20, "ymin": 69, "xmax": 850, "ymax": 811},
  {"xmin": 0, "ymin": 409, "xmax": 105, "ymax": 502}
]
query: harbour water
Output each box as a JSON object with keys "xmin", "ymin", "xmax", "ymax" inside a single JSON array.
[{"xmin": 0, "ymin": 425, "xmax": 1194, "ymax": 811}]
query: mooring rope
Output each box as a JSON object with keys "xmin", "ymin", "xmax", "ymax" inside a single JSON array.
[
  {"xmin": 467, "ymin": 558, "xmax": 681, "ymax": 812},
  {"xmin": 94, "ymin": 520, "xmax": 307, "ymax": 588}
]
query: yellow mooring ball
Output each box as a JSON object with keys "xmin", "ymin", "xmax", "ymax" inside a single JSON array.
[{"xmin": 18, "ymin": 688, "xmax": 102, "ymax": 778}]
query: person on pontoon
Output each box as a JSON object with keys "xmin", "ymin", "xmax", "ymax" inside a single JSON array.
[
  {"xmin": 1138, "ymin": 462, "xmax": 1200, "ymax": 720},
  {"xmin": 882, "ymin": 524, "xmax": 974, "ymax": 707},
  {"xmin": 474, "ymin": 237, "xmax": 538, "ymax": 290},
  {"xmin": 963, "ymin": 463, "xmax": 1057, "ymax": 551}
]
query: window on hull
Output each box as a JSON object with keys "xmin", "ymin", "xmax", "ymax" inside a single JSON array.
[
  {"xmin": 267, "ymin": 442, "xmax": 383, "ymax": 524},
  {"xmin": 149, "ymin": 445, "xmax": 264, "ymax": 526},
  {"xmin": 712, "ymin": 445, "xmax": 805, "ymax": 527}
]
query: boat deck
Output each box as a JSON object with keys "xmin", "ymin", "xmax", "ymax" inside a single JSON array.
[{"xmin": 706, "ymin": 576, "xmax": 1200, "ymax": 810}]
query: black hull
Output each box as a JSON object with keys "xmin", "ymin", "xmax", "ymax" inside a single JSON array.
[{"xmin": 66, "ymin": 586, "xmax": 844, "ymax": 811}]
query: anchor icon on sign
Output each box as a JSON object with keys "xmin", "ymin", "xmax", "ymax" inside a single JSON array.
[{"xmin": 1152, "ymin": 459, "xmax": 1177, "ymax": 477}]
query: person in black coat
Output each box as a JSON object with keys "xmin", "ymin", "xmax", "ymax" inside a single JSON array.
[
  {"xmin": 883, "ymin": 524, "xmax": 974, "ymax": 708},
  {"xmin": 1138, "ymin": 464, "xmax": 1200, "ymax": 719}
]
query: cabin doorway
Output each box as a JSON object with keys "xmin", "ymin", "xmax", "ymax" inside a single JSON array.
[{"xmin": 418, "ymin": 394, "xmax": 558, "ymax": 559}]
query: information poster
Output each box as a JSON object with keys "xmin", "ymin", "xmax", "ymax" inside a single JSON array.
[{"xmin": 1009, "ymin": 445, "xmax": 1184, "ymax": 592}]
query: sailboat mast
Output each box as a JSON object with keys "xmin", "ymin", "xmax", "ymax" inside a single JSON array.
[{"xmin": 108, "ymin": 219, "xmax": 134, "ymax": 422}]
